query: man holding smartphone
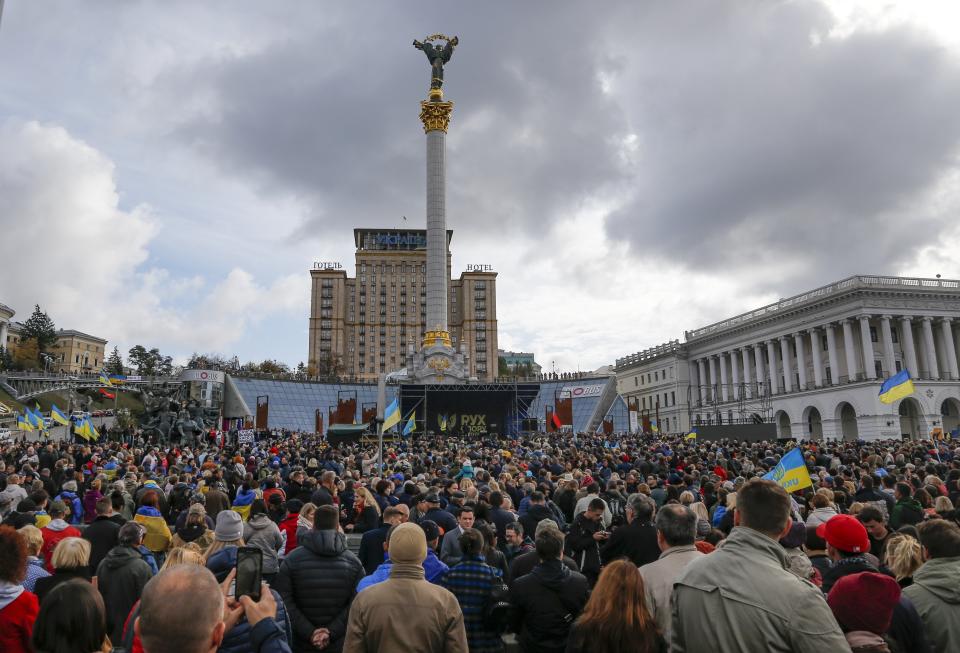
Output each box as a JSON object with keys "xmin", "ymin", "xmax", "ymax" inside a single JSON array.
[{"xmin": 565, "ymin": 499, "xmax": 607, "ymax": 587}]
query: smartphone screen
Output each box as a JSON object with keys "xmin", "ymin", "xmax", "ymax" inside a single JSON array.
[{"xmin": 235, "ymin": 547, "xmax": 263, "ymax": 602}]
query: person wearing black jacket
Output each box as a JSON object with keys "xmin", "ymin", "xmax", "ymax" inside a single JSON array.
[
  {"xmin": 82, "ymin": 496, "xmax": 121, "ymax": 574},
  {"xmin": 357, "ymin": 505, "xmax": 404, "ymax": 575},
  {"xmin": 565, "ymin": 498, "xmax": 606, "ymax": 586},
  {"xmin": 487, "ymin": 491, "xmax": 517, "ymax": 545},
  {"xmin": 274, "ymin": 504, "xmax": 364, "ymax": 653},
  {"xmin": 510, "ymin": 527, "xmax": 590, "ymax": 653},
  {"xmin": 519, "ymin": 492, "xmax": 555, "ymax": 540},
  {"xmin": 600, "ymin": 494, "xmax": 660, "ymax": 567}
]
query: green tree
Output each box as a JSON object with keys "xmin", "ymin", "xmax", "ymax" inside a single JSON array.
[
  {"xmin": 12, "ymin": 337, "xmax": 40, "ymax": 370},
  {"xmin": 104, "ymin": 346, "xmax": 124, "ymax": 375},
  {"xmin": 0, "ymin": 347, "xmax": 12, "ymax": 371},
  {"xmin": 498, "ymin": 356, "xmax": 510, "ymax": 377},
  {"xmin": 21, "ymin": 305, "xmax": 57, "ymax": 352},
  {"xmin": 128, "ymin": 345, "xmax": 152, "ymax": 374}
]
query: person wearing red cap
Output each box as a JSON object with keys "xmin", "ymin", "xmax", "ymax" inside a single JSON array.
[
  {"xmin": 818, "ymin": 515, "xmax": 872, "ymax": 594},
  {"xmin": 827, "ymin": 572, "xmax": 901, "ymax": 652},
  {"xmin": 819, "ymin": 515, "xmax": 931, "ymax": 653}
]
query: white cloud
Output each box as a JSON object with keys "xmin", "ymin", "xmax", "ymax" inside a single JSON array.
[{"xmin": 0, "ymin": 119, "xmax": 306, "ymax": 362}]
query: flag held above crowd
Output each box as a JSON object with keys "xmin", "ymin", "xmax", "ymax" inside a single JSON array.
[
  {"xmin": 762, "ymin": 447, "xmax": 812, "ymax": 491},
  {"xmin": 382, "ymin": 398, "xmax": 401, "ymax": 431},
  {"xmin": 878, "ymin": 369, "xmax": 915, "ymax": 404}
]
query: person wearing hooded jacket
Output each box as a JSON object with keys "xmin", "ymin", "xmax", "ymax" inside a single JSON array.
[
  {"xmin": 510, "ymin": 527, "xmax": 589, "ymax": 653},
  {"xmin": 903, "ymin": 520, "xmax": 960, "ymax": 653},
  {"xmin": 274, "ymin": 504, "xmax": 364, "ymax": 653},
  {"xmin": 890, "ymin": 482, "xmax": 924, "ymax": 530},
  {"xmin": 54, "ymin": 480, "xmax": 84, "ymax": 525},
  {"xmin": 97, "ymin": 521, "xmax": 153, "ymax": 644},
  {"xmin": 243, "ymin": 499, "xmax": 284, "ymax": 584}
]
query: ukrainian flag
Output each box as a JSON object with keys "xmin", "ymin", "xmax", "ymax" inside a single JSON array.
[
  {"xmin": 77, "ymin": 417, "xmax": 92, "ymax": 441},
  {"xmin": 762, "ymin": 447, "xmax": 813, "ymax": 491},
  {"xmin": 17, "ymin": 414, "xmax": 34, "ymax": 432},
  {"xmin": 27, "ymin": 407, "xmax": 44, "ymax": 430},
  {"xmin": 402, "ymin": 412, "xmax": 416, "ymax": 436},
  {"xmin": 879, "ymin": 370, "xmax": 915, "ymax": 405},
  {"xmin": 88, "ymin": 417, "xmax": 100, "ymax": 440},
  {"xmin": 685, "ymin": 428, "xmax": 698, "ymax": 441},
  {"xmin": 50, "ymin": 404, "xmax": 70, "ymax": 427},
  {"xmin": 382, "ymin": 398, "xmax": 401, "ymax": 431},
  {"xmin": 99, "ymin": 372, "xmax": 113, "ymax": 386},
  {"xmin": 439, "ymin": 414, "xmax": 448, "ymax": 432},
  {"xmin": 109, "ymin": 374, "xmax": 126, "ymax": 384}
]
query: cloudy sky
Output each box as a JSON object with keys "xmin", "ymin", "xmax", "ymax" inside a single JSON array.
[{"xmin": 2, "ymin": 1, "xmax": 960, "ymax": 372}]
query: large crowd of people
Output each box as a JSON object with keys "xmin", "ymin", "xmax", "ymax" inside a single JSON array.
[{"xmin": 1, "ymin": 428, "xmax": 960, "ymax": 652}]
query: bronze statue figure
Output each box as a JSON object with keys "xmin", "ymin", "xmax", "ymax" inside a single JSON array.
[{"xmin": 413, "ymin": 34, "xmax": 459, "ymax": 90}]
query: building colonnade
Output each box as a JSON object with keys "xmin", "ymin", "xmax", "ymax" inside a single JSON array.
[{"xmin": 688, "ymin": 314, "xmax": 960, "ymax": 407}]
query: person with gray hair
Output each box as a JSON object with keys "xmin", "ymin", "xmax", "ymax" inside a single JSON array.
[
  {"xmin": 599, "ymin": 493, "xmax": 660, "ymax": 568},
  {"xmin": 638, "ymin": 504, "xmax": 704, "ymax": 642}
]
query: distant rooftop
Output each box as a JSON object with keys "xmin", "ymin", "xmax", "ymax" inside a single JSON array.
[{"xmin": 615, "ymin": 340, "xmax": 682, "ymax": 370}]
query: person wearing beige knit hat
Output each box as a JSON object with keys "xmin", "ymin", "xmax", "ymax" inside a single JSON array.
[{"xmin": 344, "ymin": 522, "xmax": 468, "ymax": 653}]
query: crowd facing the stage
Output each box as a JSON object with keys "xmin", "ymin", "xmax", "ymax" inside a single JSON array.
[{"xmin": 1, "ymin": 429, "xmax": 959, "ymax": 653}]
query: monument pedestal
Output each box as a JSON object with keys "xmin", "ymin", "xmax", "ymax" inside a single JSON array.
[{"xmin": 406, "ymin": 330, "xmax": 471, "ymax": 383}]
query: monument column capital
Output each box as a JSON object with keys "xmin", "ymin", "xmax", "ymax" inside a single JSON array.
[{"xmin": 419, "ymin": 100, "xmax": 454, "ymax": 133}]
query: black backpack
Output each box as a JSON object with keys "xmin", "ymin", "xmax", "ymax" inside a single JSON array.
[{"xmin": 483, "ymin": 574, "xmax": 511, "ymax": 633}]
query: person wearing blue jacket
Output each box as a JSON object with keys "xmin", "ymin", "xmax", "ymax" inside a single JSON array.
[{"xmin": 55, "ymin": 480, "xmax": 83, "ymax": 525}]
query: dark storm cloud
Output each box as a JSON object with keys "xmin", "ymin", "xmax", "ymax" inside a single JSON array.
[
  {"xmin": 165, "ymin": 2, "xmax": 629, "ymax": 241},
  {"xmin": 604, "ymin": 2, "xmax": 960, "ymax": 292},
  {"xmin": 161, "ymin": 1, "xmax": 960, "ymax": 293}
]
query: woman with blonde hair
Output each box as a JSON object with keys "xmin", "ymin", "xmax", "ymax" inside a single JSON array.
[
  {"xmin": 33, "ymin": 537, "xmax": 91, "ymax": 603},
  {"xmin": 566, "ymin": 559, "xmax": 664, "ymax": 653},
  {"xmin": 347, "ymin": 487, "xmax": 381, "ymax": 533},
  {"xmin": 160, "ymin": 544, "xmax": 204, "ymax": 570},
  {"xmin": 297, "ymin": 502, "xmax": 317, "ymax": 542},
  {"xmin": 679, "ymin": 491, "xmax": 695, "ymax": 506},
  {"xmin": 884, "ymin": 533, "xmax": 924, "ymax": 588},
  {"xmin": 203, "ymin": 510, "xmax": 245, "ymax": 564}
]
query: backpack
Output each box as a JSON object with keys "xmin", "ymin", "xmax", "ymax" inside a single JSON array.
[
  {"xmin": 604, "ymin": 493, "xmax": 626, "ymax": 528},
  {"xmin": 483, "ymin": 574, "xmax": 511, "ymax": 633}
]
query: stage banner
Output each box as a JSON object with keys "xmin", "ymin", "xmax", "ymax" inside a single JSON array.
[
  {"xmin": 628, "ymin": 410, "xmax": 638, "ymax": 434},
  {"xmin": 559, "ymin": 384, "xmax": 604, "ymax": 399},
  {"xmin": 255, "ymin": 396, "xmax": 269, "ymax": 430}
]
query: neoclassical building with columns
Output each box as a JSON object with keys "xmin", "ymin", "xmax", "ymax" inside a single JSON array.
[{"xmin": 616, "ymin": 275, "xmax": 960, "ymax": 441}]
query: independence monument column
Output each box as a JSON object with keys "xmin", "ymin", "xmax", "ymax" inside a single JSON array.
[{"xmin": 407, "ymin": 34, "xmax": 470, "ymax": 383}]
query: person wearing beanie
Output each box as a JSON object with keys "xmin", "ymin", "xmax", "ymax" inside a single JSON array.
[
  {"xmin": 274, "ymin": 504, "xmax": 364, "ymax": 652},
  {"xmin": 828, "ymin": 572, "xmax": 901, "ymax": 652},
  {"xmin": 344, "ymin": 522, "xmax": 468, "ymax": 653}
]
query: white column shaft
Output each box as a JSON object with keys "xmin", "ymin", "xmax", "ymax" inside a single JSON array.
[
  {"xmin": 425, "ymin": 129, "xmax": 448, "ymax": 332},
  {"xmin": 741, "ymin": 347, "xmax": 753, "ymax": 399},
  {"xmin": 766, "ymin": 341, "xmax": 779, "ymax": 394},
  {"xmin": 879, "ymin": 316, "xmax": 896, "ymax": 377},
  {"xmin": 708, "ymin": 357, "xmax": 717, "ymax": 403},
  {"xmin": 941, "ymin": 319, "xmax": 959, "ymax": 380},
  {"xmin": 719, "ymin": 354, "xmax": 729, "ymax": 403},
  {"xmin": 731, "ymin": 349, "xmax": 741, "ymax": 400},
  {"xmin": 859, "ymin": 316, "xmax": 876, "ymax": 380},
  {"xmin": 810, "ymin": 329, "xmax": 824, "ymax": 388},
  {"xmin": 698, "ymin": 359, "xmax": 708, "ymax": 405},
  {"xmin": 900, "ymin": 317, "xmax": 919, "ymax": 377},
  {"xmin": 842, "ymin": 320, "xmax": 859, "ymax": 382},
  {"xmin": 922, "ymin": 317, "xmax": 940, "ymax": 380}
]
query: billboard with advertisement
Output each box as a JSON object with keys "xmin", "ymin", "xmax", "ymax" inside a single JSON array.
[
  {"xmin": 179, "ymin": 370, "xmax": 226, "ymax": 384},
  {"xmin": 559, "ymin": 384, "xmax": 604, "ymax": 399}
]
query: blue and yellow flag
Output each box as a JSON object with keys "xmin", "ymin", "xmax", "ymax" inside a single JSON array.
[
  {"xmin": 50, "ymin": 404, "xmax": 70, "ymax": 426},
  {"xmin": 763, "ymin": 447, "xmax": 813, "ymax": 492},
  {"xmin": 108, "ymin": 374, "xmax": 126, "ymax": 384},
  {"xmin": 439, "ymin": 414, "xmax": 448, "ymax": 432},
  {"xmin": 27, "ymin": 407, "xmax": 44, "ymax": 430},
  {"xmin": 99, "ymin": 372, "xmax": 112, "ymax": 386},
  {"xmin": 402, "ymin": 412, "xmax": 416, "ymax": 436},
  {"xmin": 88, "ymin": 417, "xmax": 100, "ymax": 440},
  {"xmin": 382, "ymin": 398, "xmax": 401, "ymax": 431},
  {"xmin": 685, "ymin": 428, "xmax": 698, "ymax": 441},
  {"xmin": 17, "ymin": 414, "xmax": 34, "ymax": 432},
  {"xmin": 879, "ymin": 370, "xmax": 914, "ymax": 405}
]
